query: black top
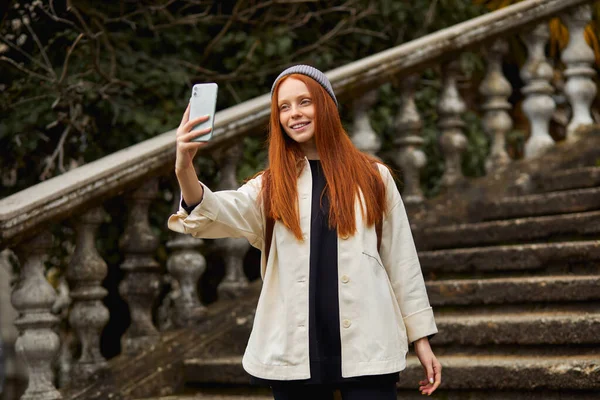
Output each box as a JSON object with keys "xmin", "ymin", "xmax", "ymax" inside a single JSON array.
[{"xmin": 183, "ymin": 160, "xmax": 399, "ymax": 386}]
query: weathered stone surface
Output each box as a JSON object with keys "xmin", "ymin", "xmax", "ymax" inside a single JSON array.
[
  {"xmin": 561, "ymin": 4, "xmax": 597, "ymax": 137},
  {"xmin": 538, "ymin": 166, "xmax": 600, "ymax": 192},
  {"xmin": 408, "ymin": 131, "xmax": 600, "ymax": 230},
  {"xmin": 427, "ymin": 275, "xmax": 600, "ymax": 306},
  {"xmin": 477, "ymin": 187, "xmax": 600, "ymax": 221},
  {"xmin": 399, "ymin": 354, "xmax": 600, "ymax": 390},
  {"xmin": 393, "ymin": 390, "xmax": 600, "ymax": 400},
  {"xmin": 418, "ymin": 210, "xmax": 600, "ymax": 250},
  {"xmin": 183, "ymin": 354, "xmax": 600, "ymax": 390},
  {"xmin": 59, "ymin": 282, "xmax": 262, "ymax": 400},
  {"xmin": 137, "ymin": 388, "xmax": 600, "ymax": 400},
  {"xmin": 135, "ymin": 389, "xmax": 271, "ymax": 400},
  {"xmin": 419, "ymin": 240, "xmax": 600, "ymax": 272},
  {"xmin": 432, "ymin": 311, "xmax": 600, "ymax": 345},
  {"xmin": 520, "ymin": 23, "xmax": 556, "ymax": 159}
]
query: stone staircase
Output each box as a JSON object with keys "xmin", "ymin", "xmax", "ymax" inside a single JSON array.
[{"xmin": 124, "ymin": 155, "xmax": 600, "ymax": 400}]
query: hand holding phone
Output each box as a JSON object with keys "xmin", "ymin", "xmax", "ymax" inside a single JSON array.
[{"xmin": 189, "ymin": 83, "xmax": 218, "ymax": 142}]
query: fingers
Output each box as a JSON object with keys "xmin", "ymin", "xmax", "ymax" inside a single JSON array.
[
  {"xmin": 418, "ymin": 358, "xmax": 442, "ymax": 396},
  {"xmin": 177, "ymin": 140, "xmax": 206, "ymax": 152},
  {"xmin": 179, "ymin": 103, "xmax": 191, "ymax": 127},
  {"xmin": 183, "ymin": 115, "xmax": 210, "ymax": 132},
  {"xmin": 424, "ymin": 361, "xmax": 434, "ymax": 389},
  {"xmin": 431, "ymin": 360, "xmax": 442, "ymax": 392},
  {"xmin": 178, "ymin": 127, "xmax": 212, "ymax": 143}
]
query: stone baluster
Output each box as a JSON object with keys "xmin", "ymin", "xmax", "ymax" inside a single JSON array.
[
  {"xmin": 213, "ymin": 143, "xmax": 250, "ymax": 299},
  {"xmin": 561, "ymin": 4, "xmax": 597, "ymax": 138},
  {"xmin": 520, "ymin": 23, "xmax": 556, "ymax": 158},
  {"xmin": 351, "ymin": 90, "xmax": 381, "ymax": 157},
  {"xmin": 11, "ymin": 231, "xmax": 61, "ymax": 400},
  {"xmin": 166, "ymin": 232, "xmax": 206, "ymax": 327},
  {"xmin": 66, "ymin": 207, "xmax": 110, "ymax": 381},
  {"xmin": 438, "ymin": 60, "xmax": 468, "ymax": 188},
  {"xmin": 119, "ymin": 179, "xmax": 161, "ymax": 354},
  {"xmin": 479, "ymin": 39, "xmax": 513, "ymax": 173},
  {"xmin": 393, "ymin": 74, "xmax": 426, "ymax": 204}
]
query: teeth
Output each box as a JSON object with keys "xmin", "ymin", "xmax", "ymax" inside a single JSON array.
[{"xmin": 292, "ymin": 123, "xmax": 308, "ymax": 129}]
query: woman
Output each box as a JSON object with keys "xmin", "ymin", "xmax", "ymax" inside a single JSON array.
[{"xmin": 168, "ymin": 65, "xmax": 442, "ymax": 399}]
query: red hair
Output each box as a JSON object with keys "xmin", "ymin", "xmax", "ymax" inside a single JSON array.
[{"xmin": 257, "ymin": 74, "xmax": 388, "ymax": 241}]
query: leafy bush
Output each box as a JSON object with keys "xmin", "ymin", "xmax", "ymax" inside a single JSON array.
[{"xmin": 1, "ymin": 0, "xmax": 490, "ymax": 199}]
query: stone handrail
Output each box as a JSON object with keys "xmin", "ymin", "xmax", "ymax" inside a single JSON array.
[{"xmin": 0, "ymin": 0, "xmax": 591, "ymax": 249}]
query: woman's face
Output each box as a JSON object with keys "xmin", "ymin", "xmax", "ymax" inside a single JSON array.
[{"xmin": 277, "ymin": 78, "xmax": 316, "ymax": 146}]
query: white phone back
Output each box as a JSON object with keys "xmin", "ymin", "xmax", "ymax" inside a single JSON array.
[{"xmin": 189, "ymin": 83, "xmax": 218, "ymax": 142}]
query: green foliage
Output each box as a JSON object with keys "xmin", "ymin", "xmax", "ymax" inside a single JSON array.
[
  {"xmin": 2, "ymin": 0, "xmax": 506, "ymax": 314},
  {"xmin": 1, "ymin": 0, "xmax": 490, "ymax": 199}
]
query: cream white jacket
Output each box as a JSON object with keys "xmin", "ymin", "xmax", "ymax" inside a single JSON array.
[{"xmin": 168, "ymin": 159, "xmax": 437, "ymax": 380}]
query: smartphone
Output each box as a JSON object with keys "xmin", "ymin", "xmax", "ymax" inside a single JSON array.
[{"xmin": 189, "ymin": 83, "xmax": 218, "ymax": 142}]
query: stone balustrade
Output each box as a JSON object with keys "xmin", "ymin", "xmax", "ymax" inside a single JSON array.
[{"xmin": 0, "ymin": 1, "xmax": 597, "ymax": 399}]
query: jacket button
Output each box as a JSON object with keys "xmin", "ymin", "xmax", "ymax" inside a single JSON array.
[
  {"xmin": 343, "ymin": 319, "xmax": 351, "ymax": 328},
  {"xmin": 341, "ymin": 275, "xmax": 350, "ymax": 284}
]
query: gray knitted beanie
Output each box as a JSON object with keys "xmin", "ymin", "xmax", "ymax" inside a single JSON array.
[{"xmin": 271, "ymin": 65, "xmax": 338, "ymax": 108}]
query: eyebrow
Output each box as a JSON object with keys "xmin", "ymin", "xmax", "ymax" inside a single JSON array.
[{"xmin": 278, "ymin": 92, "xmax": 311, "ymax": 105}]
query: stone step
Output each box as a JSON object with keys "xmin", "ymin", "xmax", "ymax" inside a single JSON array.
[
  {"xmin": 399, "ymin": 353, "xmax": 600, "ymax": 391},
  {"xmin": 393, "ymin": 389, "xmax": 600, "ymax": 400},
  {"xmin": 432, "ymin": 310, "xmax": 600, "ymax": 346},
  {"xmin": 477, "ymin": 187, "xmax": 600, "ymax": 221},
  {"xmin": 538, "ymin": 166, "xmax": 600, "ymax": 193},
  {"xmin": 419, "ymin": 240, "xmax": 600, "ymax": 273},
  {"xmin": 136, "ymin": 388, "xmax": 600, "ymax": 400},
  {"xmin": 427, "ymin": 274, "xmax": 600, "ymax": 306},
  {"xmin": 184, "ymin": 353, "xmax": 600, "ymax": 390},
  {"xmin": 418, "ymin": 210, "xmax": 600, "ymax": 250},
  {"xmin": 134, "ymin": 389, "xmax": 271, "ymax": 400}
]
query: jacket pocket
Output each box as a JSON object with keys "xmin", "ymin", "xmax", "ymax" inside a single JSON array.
[{"xmin": 362, "ymin": 251, "xmax": 384, "ymax": 270}]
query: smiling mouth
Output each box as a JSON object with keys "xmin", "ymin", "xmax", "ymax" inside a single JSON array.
[{"xmin": 290, "ymin": 122, "xmax": 310, "ymax": 130}]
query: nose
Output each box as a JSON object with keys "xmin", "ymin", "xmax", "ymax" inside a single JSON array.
[{"xmin": 290, "ymin": 105, "xmax": 303, "ymax": 118}]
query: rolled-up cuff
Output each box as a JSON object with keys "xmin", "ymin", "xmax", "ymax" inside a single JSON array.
[
  {"xmin": 181, "ymin": 198, "xmax": 200, "ymax": 214},
  {"xmin": 403, "ymin": 307, "xmax": 438, "ymax": 343},
  {"xmin": 168, "ymin": 183, "xmax": 217, "ymax": 234}
]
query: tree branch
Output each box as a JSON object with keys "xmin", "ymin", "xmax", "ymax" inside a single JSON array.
[
  {"xmin": 199, "ymin": 0, "xmax": 241, "ymax": 65},
  {"xmin": 58, "ymin": 33, "xmax": 84, "ymax": 84},
  {"xmin": 0, "ymin": 34, "xmax": 49, "ymax": 72},
  {"xmin": 40, "ymin": 125, "xmax": 70, "ymax": 181},
  {"xmin": 0, "ymin": 56, "xmax": 53, "ymax": 81},
  {"xmin": 23, "ymin": 12, "xmax": 57, "ymax": 79}
]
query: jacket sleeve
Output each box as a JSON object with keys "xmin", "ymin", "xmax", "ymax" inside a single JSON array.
[
  {"xmin": 377, "ymin": 165, "xmax": 437, "ymax": 343},
  {"xmin": 167, "ymin": 174, "xmax": 265, "ymax": 250}
]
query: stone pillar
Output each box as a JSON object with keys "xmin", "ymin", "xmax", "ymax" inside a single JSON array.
[
  {"xmin": 393, "ymin": 74, "xmax": 426, "ymax": 204},
  {"xmin": 66, "ymin": 207, "xmax": 110, "ymax": 381},
  {"xmin": 119, "ymin": 179, "xmax": 161, "ymax": 355},
  {"xmin": 438, "ymin": 60, "xmax": 467, "ymax": 188},
  {"xmin": 166, "ymin": 234, "xmax": 206, "ymax": 327},
  {"xmin": 351, "ymin": 90, "xmax": 381, "ymax": 157},
  {"xmin": 479, "ymin": 39, "xmax": 513, "ymax": 173},
  {"xmin": 11, "ymin": 232, "xmax": 61, "ymax": 400},
  {"xmin": 561, "ymin": 4, "xmax": 597, "ymax": 137},
  {"xmin": 213, "ymin": 143, "xmax": 250, "ymax": 299},
  {"xmin": 520, "ymin": 23, "xmax": 556, "ymax": 158},
  {"xmin": 1, "ymin": 249, "xmax": 24, "ymax": 400}
]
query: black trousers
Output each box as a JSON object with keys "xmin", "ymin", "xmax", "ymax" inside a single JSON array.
[{"xmin": 270, "ymin": 382, "xmax": 397, "ymax": 400}]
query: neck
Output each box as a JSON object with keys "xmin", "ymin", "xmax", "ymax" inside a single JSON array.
[{"xmin": 300, "ymin": 140, "xmax": 319, "ymax": 160}]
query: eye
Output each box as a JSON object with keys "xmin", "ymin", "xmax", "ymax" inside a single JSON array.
[
  {"xmin": 279, "ymin": 104, "xmax": 289, "ymax": 111},
  {"xmin": 300, "ymin": 98, "xmax": 311, "ymax": 105}
]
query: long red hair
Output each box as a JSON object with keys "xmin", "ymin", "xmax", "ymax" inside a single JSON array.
[{"xmin": 257, "ymin": 74, "xmax": 388, "ymax": 241}]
